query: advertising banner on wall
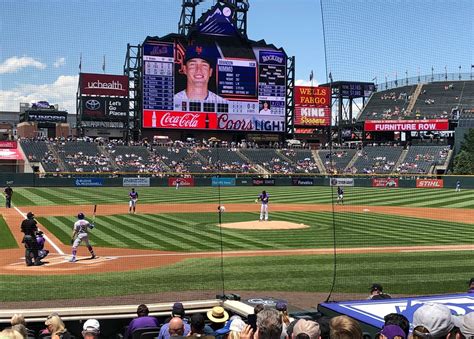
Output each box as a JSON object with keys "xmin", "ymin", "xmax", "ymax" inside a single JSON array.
[
  {"xmin": 211, "ymin": 177, "xmax": 236, "ymax": 187},
  {"xmin": 0, "ymin": 141, "xmax": 17, "ymax": 149},
  {"xmin": 329, "ymin": 178, "xmax": 354, "ymax": 186},
  {"xmin": 416, "ymin": 178, "xmax": 444, "ymax": 188},
  {"xmin": 168, "ymin": 177, "xmax": 195, "ymax": 187},
  {"xmin": 80, "ymin": 73, "xmax": 129, "ymax": 96},
  {"xmin": 252, "ymin": 178, "xmax": 275, "ymax": 186},
  {"xmin": 364, "ymin": 119, "xmax": 449, "ymax": 132},
  {"xmin": 292, "ymin": 178, "xmax": 314, "ymax": 186},
  {"xmin": 372, "ymin": 178, "xmax": 399, "ymax": 187},
  {"xmin": 123, "ymin": 177, "xmax": 151, "ymax": 187},
  {"xmin": 74, "ymin": 178, "xmax": 104, "ymax": 187}
]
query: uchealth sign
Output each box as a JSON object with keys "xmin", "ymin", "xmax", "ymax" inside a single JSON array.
[
  {"xmin": 80, "ymin": 73, "xmax": 129, "ymax": 96},
  {"xmin": 416, "ymin": 179, "xmax": 444, "ymax": 188},
  {"xmin": 364, "ymin": 119, "xmax": 449, "ymax": 132}
]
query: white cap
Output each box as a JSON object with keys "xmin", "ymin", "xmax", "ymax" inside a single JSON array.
[{"xmin": 83, "ymin": 319, "xmax": 100, "ymax": 333}]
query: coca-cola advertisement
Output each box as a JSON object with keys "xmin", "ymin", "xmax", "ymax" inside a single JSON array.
[{"xmin": 143, "ymin": 110, "xmax": 217, "ymax": 129}]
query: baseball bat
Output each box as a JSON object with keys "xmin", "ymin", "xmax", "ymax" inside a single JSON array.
[{"xmin": 92, "ymin": 204, "xmax": 97, "ymax": 223}]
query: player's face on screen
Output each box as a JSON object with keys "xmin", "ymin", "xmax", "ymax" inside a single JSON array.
[
  {"xmin": 263, "ymin": 102, "xmax": 269, "ymax": 109},
  {"xmin": 184, "ymin": 58, "xmax": 212, "ymax": 87}
]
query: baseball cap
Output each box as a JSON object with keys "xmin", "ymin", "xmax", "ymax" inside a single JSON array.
[
  {"xmin": 172, "ymin": 302, "xmax": 185, "ymax": 317},
  {"xmin": 413, "ymin": 303, "xmax": 454, "ymax": 337},
  {"xmin": 275, "ymin": 301, "xmax": 287, "ymax": 311},
  {"xmin": 293, "ymin": 319, "xmax": 321, "ymax": 339},
  {"xmin": 459, "ymin": 312, "xmax": 474, "ymax": 338},
  {"xmin": 184, "ymin": 44, "xmax": 215, "ymax": 66},
  {"xmin": 26, "ymin": 212, "xmax": 34, "ymax": 219},
  {"xmin": 83, "ymin": 319, "xmax": 100, "ymax": 334},
  {"xmin": 379, "ymin": 325, "xmax": 406, "ymax": 339},
  {"xmin": 370, "ymin": 283, "xmax": 383, "ymax": 292}
]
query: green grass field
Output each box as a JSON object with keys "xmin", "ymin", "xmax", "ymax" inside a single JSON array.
[
  {"xmin": 1, "ymin": 186, "xmax": 473, "ymax": 302},
  {"xmin": 0, "ymin": 215, "xmax": 18, "ymax": 249}
]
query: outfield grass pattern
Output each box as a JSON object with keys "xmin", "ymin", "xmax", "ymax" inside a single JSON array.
[
  {"xmin": 38, "ymin": 211, "xmax": 474, "ymax": 251},
  {"xmin": 11, "ymin": 186, "xmax": 474, "ymax": 208},
  {"xmin": 0, "ymin": 251, "xmax": 472, "ymax": 302}
]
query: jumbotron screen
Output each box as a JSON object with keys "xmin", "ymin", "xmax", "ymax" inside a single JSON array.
[{"xmin": 141, "ymin": 4, "xmax": 287, "ymax": 133}]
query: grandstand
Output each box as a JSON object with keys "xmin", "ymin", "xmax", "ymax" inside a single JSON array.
[
  {"xmin": 318, "ymin": 149, "xmax": 357, "ymax": 174},
  {"xmin": 359, "ymin": 85, "xmax": 416, "ymax": 120},
  {"xmin": 352, "ymin": 145, "xmax": 403, "ymax": 174}
]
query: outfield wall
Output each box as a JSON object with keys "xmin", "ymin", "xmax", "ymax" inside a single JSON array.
[{"xmin": 2, "ymin": 173, "xmax": 474, "ymax": 189}]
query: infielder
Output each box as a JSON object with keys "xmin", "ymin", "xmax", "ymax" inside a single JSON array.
[
  {"xmin": 129, "ymin": 188, "xmax": 138, "ymax": 214},
  {"xmin": 337, "ymin": 186, "xmax": 344, "ymax": 205},
  {"xmin": 256, "ymin": 190, "xmax": 270, "ymax": 221},
  {"xmin": 69, "ymin": 212, "xmax": 95, "ymax": 262},
  {"xmin": 455, "ymin": 180, "xmax": 461, "ymax": 192}
]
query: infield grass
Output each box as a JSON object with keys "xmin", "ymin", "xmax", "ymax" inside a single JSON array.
[
  {"xmin": 0, "ymin": 251, "xmax": 472, "ymax": 302},
  {"xmin": 0, "ymin": 215, "xmax": 18, "ymax": 249}
]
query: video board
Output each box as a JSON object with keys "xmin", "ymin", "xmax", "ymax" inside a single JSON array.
[{"xmin": 142, "ymin": 4, "xmax": 287, "ymax": 133}]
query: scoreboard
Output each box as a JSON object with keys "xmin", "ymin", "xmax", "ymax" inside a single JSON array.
[{"xmin": 141, "ymin": 2, "xmax": 287, "ymax": 133}]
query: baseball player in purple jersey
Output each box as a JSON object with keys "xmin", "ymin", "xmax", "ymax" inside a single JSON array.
[
  {"xmin": 36, "ymin": 231, "xmax": 49, "ymax": 260},
  {"xmin": 69, "ymin": 212, "xmax": 95, "ymax": 262},
  {"xmin": 129, "ymin": 188, "xmax": 138, "ymax": 214},
  {"xmin": 257, "ymin": 190, "xmax": 270, "ymax": 221}
]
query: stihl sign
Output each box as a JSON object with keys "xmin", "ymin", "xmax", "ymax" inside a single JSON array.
[{"xmin": 416, "ymin": 179, "xmax": 444, "ymax": 188}]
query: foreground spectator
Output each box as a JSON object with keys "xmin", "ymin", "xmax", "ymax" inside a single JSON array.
[
  {"xmin": 256, "ymin": 308, "xmax": 282, "ymax": 339},
  {"xmin": 10, "ymin": 314, "xmax": 34, "ymax": 337},
  {"xmin": 468, "ymin": 278, "xmax": 474, "ymax": 293},
  {"xmin": 45, "ymin": 314, "xmax": 71, "ymax": 339},
  {"xmin": 377, "ymin": 324, "xmax": 405, "ymax": 339},
  {"xmin": 368, "ymin": 283, "xmax": 391, "ymax": 300},
  {"xmin": 168, "ymin": 317, "xmax": 184, "ymax": 337},
  {"xmin": 292, "ymin": 319, "xmax": 321, "ymax": 339},
  {"xmin": 275, "ymin": 301, "xmax": 294, "ymax": 339},
  {"xmin": 0, "ymin": 328, "xmax": 23, "ymax": 339},
  {"xmin": 215, "ymin": 317, "xmax": 246, "ymax": 338},
  {"xmin": 329, "ymin": 315, "xmax": 363, "ymax": 339},
  {"xmin": 82, "ymin": 319, "xmax": 100, "ymax": 339},
  {"xmin": 10, "ymin": 324, "xmax": 28, "ymax": 338},
  {"xmin": 158, "ymin": 302, "xmax": 190, "ymax": 339},
  {"xmin": 207, "ymin": 306, "xmax": 229, "ymax": 335},
  {"xmin": 124, "ymin": 304, "xmax": 159, "ymax": 338},
  {"xmin": 187, "ymin": 313, "xmax": 214, "ymax": 338},
  {"xmin": 412, "ymin": 303, "xmax": 454, "ymax": 339},
  {"xmin": 383, "ymin": 313, "xmax": 409, "ymax": 338},
  {"xmin": 457, "ymin": 312, "xmax": 474, "ymax": 338}
]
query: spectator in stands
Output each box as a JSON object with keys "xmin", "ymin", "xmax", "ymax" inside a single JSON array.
[
  {"xmin": 383, "ymin": 313, "xmax": 410, "ymax": 338},
  {"xmin": 377, "ymin": 324, "xmax": 406, "ymax": 339},
  {"xmin": 292, "ymin": 319, "xmax": 321, "ymax": 339},
  {"xmin": 158, "ymin": 302, "xmax": 191, "ymax": 339},
  {"xmin": 207, "ymin": 306, "xmax": 229, "ymax": 336},
  {"xmin": 10, "ymin": 324, "xmax": 28, "ymax": 338},
  {"xmin": 329, "ymin": 315, "xmax": 363, "ymax": 339},
  {"xmin": 187, "ymin": 313, "xmax": 214, "ymax": 338},
  {"xmin": 254, "ymin": 308, "xmax": 282, "ymax": 339},
  {"xmin": 215, "ymin": 317, "xmax": 246, "ymax": 338},
  {"xmin": 275, "ymin": 301, "xmax": 294, "ymax": 339},
  {"xmin": 368, "ymin": 283, "xmax": 391, "ymax": 300},
  {"xmin": 168, "ymin": 317, "xmax": 185, "ymax": 337},
  {"xmin": 124, "ymin": 304, "xmax": 160, "ymax": 339},
  {"xmin": 254, "ymin": 304, "xmax": 265, "ymax": 315},
  {"xmin": 457, "ymin": 312, "xmax": 474, "ymax": 339},
  {"xmin": 468, "ymin": 278, "xmax": 474, "ymax": 293},
  {"xmin": 0, "ymin": 328, "xmax": 23, "ymax": 339},
  {"xmin": 412, "ymin": 303, "xmax": 455, "ymax": 339},
  {"xmin": 10, "ymin": 314, "xmax": 34, "ymax": 338},
  {"xmin": 314, "ymin": 316, "xmax": 331, "ymax": 339},
  {"xmin": 45, "ymin": 314, "xmax": 71, "ymax": 339},
  {"xmin": 82, "ymin": 319, "xmax": 100, "ymax": 339}
]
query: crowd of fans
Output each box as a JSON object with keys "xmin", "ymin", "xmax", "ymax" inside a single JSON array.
[{"xmin": 2, "ymin": 282, "xmax": 474, "ymax": 339}]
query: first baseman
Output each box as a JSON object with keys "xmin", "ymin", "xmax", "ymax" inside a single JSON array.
[
  {"xmin": 70, "ymin": 212, "xmax": 95, "ymax": 262},
  {"xmin": 256, "ymin": 190, "xmax": 270, "ymax": 221},
  {"xmin": 129, "ymin": 188, "xmax": 138, "ymax": 214}
]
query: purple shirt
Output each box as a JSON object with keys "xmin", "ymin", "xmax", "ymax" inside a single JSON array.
[
  {"xmin": 36, "ymin": 236, "xmax": 45, "ymax": 250},
  {"xmin": 258, "ymin": 193, "xmax": 269, "ymax": 204},
  {"xmin": 125, "ymin": 316, "xmax": 160, "ymax": 339}
]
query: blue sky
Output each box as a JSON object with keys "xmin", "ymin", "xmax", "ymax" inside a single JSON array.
[{"xmin": 0, "ymin": 0, "xmax": 472, "ymax": 112}]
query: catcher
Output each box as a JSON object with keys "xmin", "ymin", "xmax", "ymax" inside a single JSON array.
[{"xmin": 69, "ymin": 212, "xmax": 96, "ymax": 263}]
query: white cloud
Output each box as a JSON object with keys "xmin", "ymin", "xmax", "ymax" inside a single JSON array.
[
  {"xmin": 53, "ymin": 57, "xmax": 66, "ymax": 68},
  {"xmin": 0, "ymin": 75, "xmax": 79, "ymax": 113},
  {"xmin": 0, "ymin": 56, "xmax": 46, "ymax": 74},
  {"xmin": 295, "ymin": 79, "xmax": 319, "ymax": 86}
]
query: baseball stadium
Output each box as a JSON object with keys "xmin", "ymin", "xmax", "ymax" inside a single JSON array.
[{"xmin": 1, "ymin": 1, "xmax": 473, "ymax": 338}]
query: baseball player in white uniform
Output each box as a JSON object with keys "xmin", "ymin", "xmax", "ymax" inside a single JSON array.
[{"xmin": 69, "ymin": 212, "xmax": 95, "ymax": 262}]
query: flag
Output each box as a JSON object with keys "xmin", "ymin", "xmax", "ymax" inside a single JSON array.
[
  {"xmin": 102, "ymin": 55, "xmax": 105, "ymax": 73},
  {"xmin": 328, "ymin": 72, "xmax": 333, "ymax": 82},
  {"xmin": 79, "ymin": 53, "xmax": 82, "ymax": 71},
  {"xmin": 309, "ymin": 70, "xmax": 313, "ymax": 82},
  {"xmin": 372, "ymin": 76, "xmax": 377, "ymax": 81}
]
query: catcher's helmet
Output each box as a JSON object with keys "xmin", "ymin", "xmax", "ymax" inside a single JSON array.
[{"xmin": 77, "ymin": 212, "xmax": 85, "ymax": 220}]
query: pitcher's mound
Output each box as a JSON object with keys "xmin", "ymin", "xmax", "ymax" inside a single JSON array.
[{"xmin": 220, "ymin": 220, "xmax": 309, "ymax": 230}]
